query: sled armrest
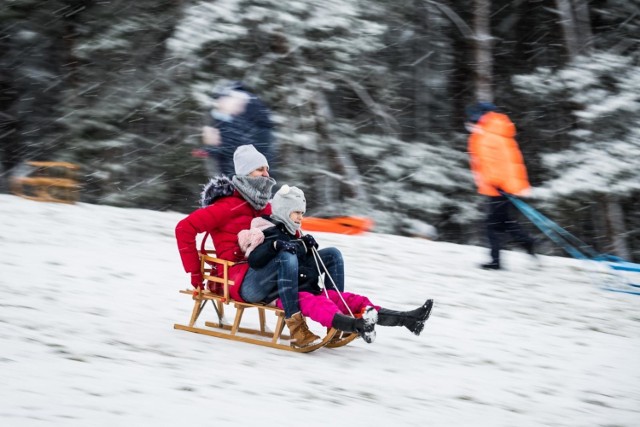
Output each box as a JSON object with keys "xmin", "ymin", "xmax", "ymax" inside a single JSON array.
[{"xmin": 199, "ymin": 252, "xmax": 236, "ymax": 303}]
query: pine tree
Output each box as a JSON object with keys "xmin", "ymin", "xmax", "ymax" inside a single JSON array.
[
  {"xmin": 55, "ymin": 1, "xmax": 203, "ymax": 209},
  {"xmin": 513, "ymin": 52, "xmax": 640, "ymax": 257},
  {"xmin": 168, "ymin": 0, "xmax": 475, "ymax": 236}
]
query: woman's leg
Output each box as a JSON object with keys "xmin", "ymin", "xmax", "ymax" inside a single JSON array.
[
  {"xmin": 241, "ymin": 251, "xmax": 300, "ymax": 318},
  {"xmin": 317, "ymin": 247, "xmax": 345, "ymax": 292},
  {"xmin": 326, "ymin": 290, "xmax": 380, "ymax": 314},
  {"xmin": 377, "ymin": 299, "xmax": 434, "ymax": 336},
  {"xmin": 246, "ymin": 253, "xmax": 319, "ymax": 347}
]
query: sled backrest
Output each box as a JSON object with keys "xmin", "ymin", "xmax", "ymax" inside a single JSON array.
[{"xmin": 199, "ymin": 232, "xmax": 236, "ymax": 303}]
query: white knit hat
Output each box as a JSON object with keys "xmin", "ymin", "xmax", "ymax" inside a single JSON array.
[
  {"xmin": 271, "ymin": 185, "xmax": 306, "ymax": 235},
  {"xmin": 233, "ymin": 144, "xmax": 269, "ymax": 176}
]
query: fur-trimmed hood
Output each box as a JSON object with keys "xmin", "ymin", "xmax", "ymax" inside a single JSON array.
[{"xmin": 200, "ymin": 175, "xmax": 234, "ymax": 208}]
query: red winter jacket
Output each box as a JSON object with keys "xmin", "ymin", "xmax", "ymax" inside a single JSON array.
[{"xmin": 175, "ymin": 190, "xmax": 271, "ymax": 302}]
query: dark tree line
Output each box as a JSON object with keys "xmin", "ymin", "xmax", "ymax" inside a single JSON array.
[{"xmin": 1, "ymin": 0, "xmax": 638, "ymax": 260}]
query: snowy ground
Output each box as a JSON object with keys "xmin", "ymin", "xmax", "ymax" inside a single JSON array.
[{"xmin": 0, "ymin": 194, "xmax": 638, "ymax": 426}]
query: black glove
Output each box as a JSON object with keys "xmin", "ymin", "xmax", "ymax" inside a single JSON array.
[
  {"xmin": 301, "ymin": 234, "xmax": 318, "ymax": 250},
  {"xmin": 274, "ymin": 240, "xmax": 297, "ymax": 254}
]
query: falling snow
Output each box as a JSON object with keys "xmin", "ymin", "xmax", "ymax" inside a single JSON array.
[{"xmin": 1, "ymin": 194, "xmax": 638, "ymax": 426}]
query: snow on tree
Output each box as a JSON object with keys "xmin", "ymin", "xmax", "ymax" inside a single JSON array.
[
  {"xmin": 513, "ymin": 51, "xmax": 640, "ymax": 258},
  {"xmin": 513, "ymin": 52, "xmax": 640, "ymax": 198},
  {"xmin": 53, "ymin": 1, "xmax": 201, "ymax": 209},
  {"xmin": 167, "ymin": 0, "xmax": 474, "ymax": 238}
]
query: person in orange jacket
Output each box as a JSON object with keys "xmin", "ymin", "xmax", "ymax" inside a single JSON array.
[{"xmin": 466, "ymin": 102, "xmax": 535, "ymax": 270}]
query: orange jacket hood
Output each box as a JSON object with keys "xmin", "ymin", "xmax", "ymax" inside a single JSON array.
[
  {"xmin": 478, "ymin": 111, "xmax": 516, "ymax": 139},
  {"xmin": 467, "ymin": 112, "xmax": 530, "ymax": 197}
]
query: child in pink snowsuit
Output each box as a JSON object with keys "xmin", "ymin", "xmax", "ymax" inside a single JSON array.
[
  {"xmin": 238, "ymin": 185, "xmax": 434, "ymax": 345},
  {"xmin": 278, "ymin": 290, "xmax": 379, "ymax": 329}
]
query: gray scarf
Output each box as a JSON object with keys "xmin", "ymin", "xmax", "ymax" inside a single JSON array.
[{"xmin": 232, "ymin": 175, "xmax": 276, "ymax": 210}]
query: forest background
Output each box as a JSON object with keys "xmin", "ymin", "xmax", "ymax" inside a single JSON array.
[{"xmin": 1, "ymin": 0, "xmax": 639, "ymax": 261}]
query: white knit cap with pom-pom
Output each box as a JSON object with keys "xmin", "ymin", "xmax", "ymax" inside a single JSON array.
[{"xmin": 271, "ymin": 185, "xmax": 306, "ymax": 235}]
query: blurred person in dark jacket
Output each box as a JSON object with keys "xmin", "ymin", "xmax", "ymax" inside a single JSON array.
[{"xmin": 199, "ymin": 82, "xmax": 276, "ymax": 179}]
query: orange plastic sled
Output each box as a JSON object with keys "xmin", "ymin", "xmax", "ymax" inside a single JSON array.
[{"xmin": 301, "ymin": 216, "xmax": 374, "ymax": 235}]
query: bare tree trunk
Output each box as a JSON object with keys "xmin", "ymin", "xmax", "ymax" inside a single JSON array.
[
  {"xmin": 413, "ymin": 0, "xmax": 433, "ymax": 138},
  {"xmin": 606, "ymin": 194, "xmax": 631, "ymax": 259},
  {"xmin": 555, "ymin": 0, "xmax": 593, "ymax": 58},
  {"xmin": 590, "ymin": 199, "xmax": 608, "ymax": 254},
  {"xmin": 556, "ymin": 0, "xmax": 627, "ymax": 257},
  {"xmin": 572, "ymin": 0, "xmax": 593, "ymax": 52},
  {"xmin": 473, "ymin": 0, "xmax": 493, "ymax": 102},
  {"xmin": 556, "ymin": 0, "xmax": 580, "ymax": 58},
  {"xmin": 310, "ymin": 91, "xmax": 368, "ymax": 207}
]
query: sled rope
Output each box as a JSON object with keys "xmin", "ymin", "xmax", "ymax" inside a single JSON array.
[
  {"xmin": 501, "ymin": 192, "xmax": 596, "ymax": 260},
  {"xmin": 308, "ymin": 244, "xmax": 355, "ymax": 318},
  {"xmin": 501, "ymin": 191, "xmax": 640, "ymax": 295}
]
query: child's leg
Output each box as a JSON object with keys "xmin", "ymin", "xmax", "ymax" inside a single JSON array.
[
  {"xmin": 326, "ymin": 290, "xmax": 380, "ymax": 315},
  {"xmin": 276, "ymin": 292, "xmax": 340, "ymax": 328}
]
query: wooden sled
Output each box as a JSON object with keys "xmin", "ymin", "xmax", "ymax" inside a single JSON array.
[
  {"xmin": 174, "ymin": 250, "xmax": 357, "ymax": 353},
  {"xmin": 301, "ymin": 216, "xmax": 373, "ymax": 235},
  {"xmin": 11, "ymin": 161, "xmax": 80, "ymax": 204}
]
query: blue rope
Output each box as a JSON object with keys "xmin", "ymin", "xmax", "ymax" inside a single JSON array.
[
  {"xmin": 500, "ymin": 191, "xmax": 640, "ymax": 293},
  {"xmin": 602, "ymin": 287, "xmax": 640, "ymax": 296},
  {"xmin": 502, "ymin": 193, "xmax": 593, "ymax": 260}
]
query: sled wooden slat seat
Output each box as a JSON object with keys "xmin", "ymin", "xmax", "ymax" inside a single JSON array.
[
  {"xmin": 11, "ymin": 161, "xmax": 80, "ymax": 204},
  {"xmin": 174, "ymin": 249, "xmax": 357, "ymax": 352}
]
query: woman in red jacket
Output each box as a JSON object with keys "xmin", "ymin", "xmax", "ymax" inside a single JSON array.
[
  {"xmin": 466, "ymin": 102, "xmax": 535, "ymax": 270},
  {"xmin": 175, "ymin": 144, "xmax": 320, "ymax": 346}
]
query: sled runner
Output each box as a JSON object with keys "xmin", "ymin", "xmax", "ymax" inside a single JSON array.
[
  {"xmin": 11, "ymin": 161, "xmax": 80, "ymax": 204},
  {"xmin": 503, "ymin": 192, "xmax": 640, "ymax": 295},
  {"xmin": 174, "ymin": 244, "xmax": 357, "ymax": 352}
]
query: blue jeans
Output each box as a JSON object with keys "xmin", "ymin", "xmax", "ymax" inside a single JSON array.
[
  {"xmin": 316, "ymin": 247, "xmax": 345, "ymax": 292},
  {"xmin": 241, "ymin": 251, "xmax": 300, "ymax": 318},
  {"xmin": 240, "ymin": 247, "xmax": 346, "ymax": 317}
]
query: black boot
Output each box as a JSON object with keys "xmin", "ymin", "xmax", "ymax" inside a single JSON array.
[
  {"xmin": 331, "ymin": 307, "xmax": 378, "ymax": 343},
  {"xmin": 377, "ymin": 299, "xmax": 434, "ymax": 336},
  {"xmin": 524, "ymin": 239, "xmax": 536, "ymax": 257},
  {"xmin": 480, "ymin": 261, "xmax": 500, "ymax": 270}
]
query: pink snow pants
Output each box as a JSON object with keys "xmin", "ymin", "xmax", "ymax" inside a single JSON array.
[{"xmin": 276, "ymin": 290, "xmax": 380, "ymax": 328}]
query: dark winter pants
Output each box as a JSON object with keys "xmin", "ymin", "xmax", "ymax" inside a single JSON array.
[{"xmin": 485, "ymin": 196, "xmax": 533, "ymax": 263}]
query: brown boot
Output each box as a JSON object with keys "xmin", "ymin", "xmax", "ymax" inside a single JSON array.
[{"xmin": 285, "ymin": 312, "xmax": 320, "ymax": 348}]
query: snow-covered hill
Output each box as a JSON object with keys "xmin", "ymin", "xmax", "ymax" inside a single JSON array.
[{"xmin": 0, "ymin": 194, "xmax": 638, "ymax": 426}]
